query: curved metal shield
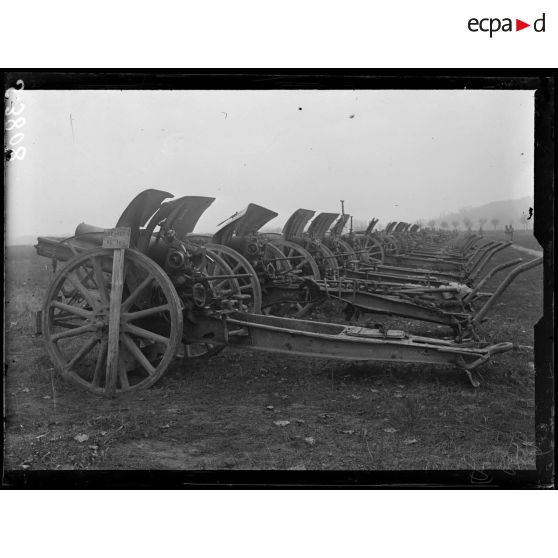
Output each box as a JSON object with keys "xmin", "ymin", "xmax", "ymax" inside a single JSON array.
[
  {"xmin": 330, "ymin": 214, "xmax": 350, "ymax": 237},
  {"xmin": 365, "ymin": 218, "xmax": 379, "ymax": 235},
  {"xmin": 164, "ymin": 196, "xmax": 216, "ymax": 238},
  {"xmin": 282, "ymin": 209, "xmax": 316, "ymax": 239},
  {"xmin": 212, "ymin": 203, "xmax": 278, "ymax": 245},
  {"xmin": 116, "ymin": 189, "xmax": 174, "ymax": 229},
  {"xmin": 307, "ymin": 212, "xmax": 339, "ymax": 239}
]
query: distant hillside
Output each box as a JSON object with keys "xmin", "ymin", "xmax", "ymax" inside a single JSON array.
[{"xmin": 428, "ymin": 196, "xmax": 534, "ymax": 229}]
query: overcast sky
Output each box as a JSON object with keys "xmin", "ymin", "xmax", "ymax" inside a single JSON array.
[{"xmin": 6, "ymin": 89, "xmax": 534, "ymax": 239}]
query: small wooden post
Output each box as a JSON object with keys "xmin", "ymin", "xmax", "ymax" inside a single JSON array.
[
  {"xmin": 105, "ymin": 248, "xmax": 125, "ymax": 395},
  {"xmin": 102, "ymin": 227, "xmax": 131, "ymax": 396},
  {"xmin": 34, "ymin": 310, "xmax": 42, "ymax": 335}
]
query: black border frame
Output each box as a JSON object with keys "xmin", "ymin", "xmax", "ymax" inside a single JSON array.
[{"xmin": 2, "ymin": 70, "xmax": 555, "ymax": 489}]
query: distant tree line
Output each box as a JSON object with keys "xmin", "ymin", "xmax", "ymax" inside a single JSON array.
[{"xmin": 417, "ymin": 214, "xmax": 531, "ymax": 231}]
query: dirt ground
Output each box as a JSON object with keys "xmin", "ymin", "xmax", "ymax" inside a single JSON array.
[{"xmin": 4, "ymin": 236, "xmax": 543, "ymax": 472}]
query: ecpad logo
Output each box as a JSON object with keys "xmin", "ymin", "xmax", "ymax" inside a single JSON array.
[{"xmin": 468, "ymin": 13, "xmax": 546, "ymax": 37}]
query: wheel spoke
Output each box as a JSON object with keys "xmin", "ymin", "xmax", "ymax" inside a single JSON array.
[
  {"xmin": 92, "ymin": 339, "xmax": 108, "ymax": 387},
  {"xmin": 122, "ymin": 304, "xmax": 170, "ymax": 322},
  {"xmin": 121, "ymin": 333, "xmax": 155, "ymax": 376},
  {"xmin": 293, "ymin": 259, "xmax": 308, "ymax": 271},
  {"xmin": 66, "ymin": 337, "xmax": 98, "ymax": 370},
  {"xmin": 74, "ymin": 263, "xmax": 95, "ymax": 289},
  {"xmin": 66, "ymin": 271, "xmax": 99, "ymax": 309},
  {"xmin": 50, "ymin": 300, "xmax": 93, "ymax": 319},
  {"xmin": 80, "ymin": 264, "xmax": 96, "ymax": 288},
  {"xmin": 214, "ymin": 279, "xmax": 229, "ymax": 291},
  {"xmin": 121, "ymin": 274, "xmax": 154, "ymax": 312},
  {"xmin": 51, "ymin": 323, "xmax": 96, "ymax": 342},
  {"xmin": 123, "ymin": 323, "xmax": 170, "ymax": 346},
  {"xmin": 53, "ymin": 318, "xmax": 87, "ymax": 329}
]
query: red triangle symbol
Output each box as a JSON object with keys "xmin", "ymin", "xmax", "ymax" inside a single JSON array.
[{"xmin": 516, "ymin": 19, "xmax": 530, "ymax": 31}]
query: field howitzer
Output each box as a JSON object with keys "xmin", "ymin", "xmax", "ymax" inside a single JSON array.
[
  {"xmin": 390, "ymin": 222, "xmax": 414, "ymax": 253},
  {"xmin": 379, "ymin": 222, "xmax": 465, "ymax": 259},
  {"xmin": 214, "ymin": 206, "xmax": 534, "ymax": 340},
  {"xmin": 193, "ymin": 205, "xmax": 369, "ymax": 317},
  {"xmin": 377, "ymin": 225, "xmax": 485, "ymax": 271},
  {"xmin": 192, "ymin": 205, "xmax": 530, "ymax": 340},
  {"xmin": 382, "ymin": 241, "xmax": 482, "ymax": 272},
  {"xmin": 345, "ymin": 218, "xmax": 386, "ymax": 265},
  {"xmin": 323, "ymin": 213, "xmax": 360, "ymax": 268},
  {"xmin": 294, "ymin": 221, "xmax": 537, "ymax": 340},
  {"xmin": 210, "ymin": 206, "xmax": 527, "ymax": 340},
  {"xmin": 369, "ymin": 221, "xmax": 399, "ymax": 257},
  {"xmin": 302, "ymin": 225, "xmax": 540, "ymax": 340},
  {"xmin": 190, "ymin": 205, "xmax": 449, "ymax": 320},
  {"xmin": 407, "ymin": 239, "xmax": 509, "ymax": 281},
  {"xmin": 188, "ymin": 203, "xmax": 322, "ymax": 315},
  {"xmin": 278, "ymin": 208, "xmax": 342, "ymax": 279},
  {"xmin": 285, "ymin": 211, "xmax": 383, "ymax": 272},
  {"xmin": 326, "ymin": 214, "xmax": 386, "ymax": 267},
  {"xmin": 329, "ymin": 216, "xmax": 462, "ymax": 273},
  {"xmin": 189, "ymin": 206, "xmax": 387, "ymax": 317},
  {"xmin": 301, "ymin": 214, "xmax": 511, "ymax": 293},
  {"xmin": 33, "ymin": 190, "xmax": 520, "ymax": 396},
  {"xmin": 353, "ymin": 236, "xmax": 512, "ymax": 285},
  {"xmin": 304, "ymin": 255, "xmax": 541, "ymax": 341},
  {"xmin": 277, "ymin": 210, "xmax": 388, "ymax": 290}
]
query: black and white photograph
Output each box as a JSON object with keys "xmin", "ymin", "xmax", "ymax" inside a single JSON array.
[{"xmin": 3, "ymin": 72, "xmax": 553, "ymax": 486}]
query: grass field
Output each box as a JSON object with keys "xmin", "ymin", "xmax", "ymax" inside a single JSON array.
[
  {"xmin": 4, "ymin": 240, "xmax": 542, "ymax": 472},
  {"xmin": 483, "ymin": 229, "xmax": 541, "ymax": 252}
]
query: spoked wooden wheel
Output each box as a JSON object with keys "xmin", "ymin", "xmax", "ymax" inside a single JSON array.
[
  {"xmin": 262, "ymin": 238, "xmax": 320, "ymax": 317},
  {"xmin": 325, "ymin": 238, "xmax": 358, "ymax": 268},
  {"xmin": 42, "ymin": 248, "xmax": 183, "ymax": 396},
  {"xmin": 180, "ymin": 248, "xmax": 244, "ymax": 359},
  {"xmin": 308, "ymin": 240, "xmax": 339, "ymax": 278},
  {"xmin": 383, "ymin": 234, "xmax": 400, "ymax": 256},
  {"xmin": 395, "ymin": 234, "xmax": 410, "ymax": 253},
  {"xmin": 360, "ymin": 235, "xmax": 385, "ymax": 264},
  {"xmin": 186, "ymin": 242, "xmax": 261, "ymax": 357},
  {"xmin": 205, "ymin": 243, "xmax": 262, "ymax": 313},
  {"xmin": 265, "ymin": 238, "xmax": 321, "ymax": 280},
  {"xmin": 182, "ymin": 247, "xmax": 261, "ymax": 359}
]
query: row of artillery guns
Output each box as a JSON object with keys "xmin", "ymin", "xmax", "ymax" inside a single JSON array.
[{"xmin": 35, "ymin": 190, "xmax": 541, "ymax": 396}]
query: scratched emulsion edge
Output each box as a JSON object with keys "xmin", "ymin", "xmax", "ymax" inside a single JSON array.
[{"xmin": 533, "ymin": 78, "xmax": 554, "ymax": 488}]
